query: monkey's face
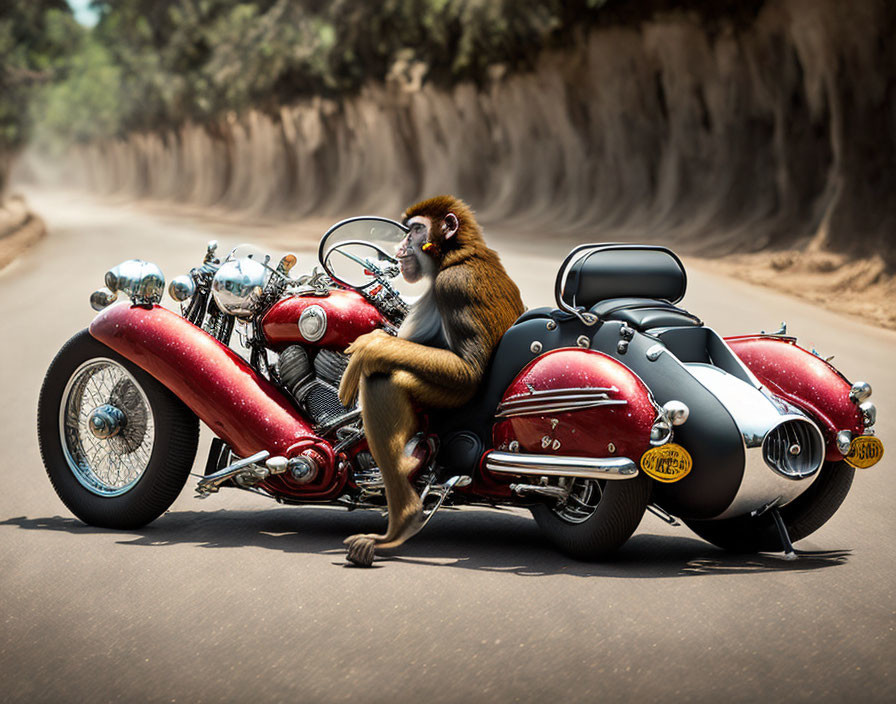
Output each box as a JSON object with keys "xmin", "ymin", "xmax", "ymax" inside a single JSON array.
[{"xmin": 396, "ymin": 216, "xmax": 436, "ymax": 283}]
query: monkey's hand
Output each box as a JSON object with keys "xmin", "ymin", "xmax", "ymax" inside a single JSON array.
[
  {"xmin": 339, "ymin": 330, "xmax": 392, "ymax": 406},
  {"xmin": 344, "ymin": 329, "xmax": 390, "ymax": 356}
]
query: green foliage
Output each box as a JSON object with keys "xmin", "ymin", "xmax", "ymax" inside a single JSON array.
[{"xmin": 20, "ymin": 0, "xmax": 615, "ymax": 149}]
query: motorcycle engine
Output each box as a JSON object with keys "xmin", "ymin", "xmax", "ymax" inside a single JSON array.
[{"xmin": 278, "ymin": 345, "xmax": 353, "ymax": 426}]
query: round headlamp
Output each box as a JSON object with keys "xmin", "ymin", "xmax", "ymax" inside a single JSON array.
[
  {"xmin": 211, "ymin": 257, "xmax": 268, "ymax": 318},
  {"xmin": 103, "ymin": 259, "xmax": 165, "ymax": 306}
]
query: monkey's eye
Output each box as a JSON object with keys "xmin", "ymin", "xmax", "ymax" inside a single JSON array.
[{"xmin": 410, "ymin": 222, "xmax": 426, "ymax": 234}]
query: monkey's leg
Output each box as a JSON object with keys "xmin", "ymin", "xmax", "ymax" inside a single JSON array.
[{"xmin": 344, "ymin": 373, "xmax": 426, "ymax": 567}]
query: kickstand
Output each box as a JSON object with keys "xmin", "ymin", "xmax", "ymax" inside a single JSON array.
[
  {"xmin": 770, "ymin": 508, "xmax": 797, "ymax": 560},
  {"xmin": 418, "ymin": 475, "xmax": 471, "ymax": 532}
]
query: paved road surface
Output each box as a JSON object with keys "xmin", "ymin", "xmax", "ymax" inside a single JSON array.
[{"xmin": 2, "ymin": 190, "xmax": 893, "ymax": 702}]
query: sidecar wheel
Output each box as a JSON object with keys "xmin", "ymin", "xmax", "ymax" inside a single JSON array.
[
  {"xmin": 531, "ymin": 475, "xmax": 651, "ymax": 560},
  {"xmin": 683, "ymin": 460, "xmax": 855, "ymax": 553},
  {"xmin": 38, "ymin": 330, "xmax": 199, "ymax": 529}
]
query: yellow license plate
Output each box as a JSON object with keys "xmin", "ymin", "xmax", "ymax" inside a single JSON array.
[
  {"xmin": 846, "ymin": 435, "xmax": 884, "ymax": 469},
  {"xmin": 640, "ymin": 443, "xmax": 693, "ymax": 483}
]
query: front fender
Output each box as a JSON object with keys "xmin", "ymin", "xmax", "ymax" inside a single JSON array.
[
  {"xmin": 725, "ymin": 335, "xmax": 864, "ymax": 461},
  {"xmin": 89, "ymin": 303, "xmax": 318, "ymax": 458}
]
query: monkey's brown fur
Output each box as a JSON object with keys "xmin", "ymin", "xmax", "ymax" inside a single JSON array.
[{"xmin": 339, "ymin": 195, "xmax": 525, "ymax": 566}]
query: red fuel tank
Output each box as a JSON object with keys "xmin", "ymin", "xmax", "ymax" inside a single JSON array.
[
  {"xmin": 261, "ymin": 289, "xmax": 386, "ymax": 350},
  {"xmin": 492, "ymin": 349, "xmax": 656, "ymax": 463}
]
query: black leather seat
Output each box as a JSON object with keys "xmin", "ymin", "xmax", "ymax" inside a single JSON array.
[
  {"xmin": 560, "ymin": 244, "xmax": 700, "ymax": 330},
  {"xmin": 590, "ymin": 297, "xmax": 701, "ymax": 330}
]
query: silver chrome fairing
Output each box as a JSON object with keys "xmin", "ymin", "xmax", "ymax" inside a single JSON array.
[{"xmin": 685, "ymin": 363, "xmax": 825, "ymax": 519}]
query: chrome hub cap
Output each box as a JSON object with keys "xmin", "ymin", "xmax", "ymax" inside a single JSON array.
[
  {"xmin": 59, "ymin": 359, "xmax": 154, "ymax": 497},
  {"xmin": 552, "ymin": 478, "xmax": 603, "ymax": 524},
  {"xmin": 87, "ymin": 404, "xmax": 127, "ymax": 439}
]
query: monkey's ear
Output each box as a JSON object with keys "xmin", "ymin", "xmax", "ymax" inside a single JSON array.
[{"xmin": 443, "ymin": 212, "xmax": 459, "ymax": 240}]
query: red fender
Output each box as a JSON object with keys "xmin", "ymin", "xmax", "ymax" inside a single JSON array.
[
  {"xmin": 725, "ymin": 335, "xmax": 863, "ymax": 461},
  {"xmin": 89, "ymin": 303, "xmax": 325, "ymax": 462},
  {"xmin": 491, "ymin": 349, "xmax": 656, "ymax": 481}
]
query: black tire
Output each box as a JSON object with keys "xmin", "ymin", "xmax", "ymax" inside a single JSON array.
[
  {"xmin": 531, "ymin": 475, "xmax": 651, "ymax": 560},
  {"xmin": 37, "ymin": 329, "xmax": 200, "ymax": 529},
  {"xmin": 683, "ymin": 460, "xmax": 855, "ymax": 553}
]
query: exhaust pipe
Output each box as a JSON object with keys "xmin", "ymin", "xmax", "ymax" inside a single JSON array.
[{"xmin": 484, "ymin": 451, "xmax": 638, "ymax": 480}]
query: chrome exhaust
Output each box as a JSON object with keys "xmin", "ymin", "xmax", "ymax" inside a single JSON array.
[{"xmin": 484, "ymin": 451, "xmax": 638, "ymax": 480}]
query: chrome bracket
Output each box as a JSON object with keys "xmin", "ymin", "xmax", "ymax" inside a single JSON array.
[
  {"xmin": 196, "ymin": 450, "xmax": 271, "ymax": 497},
  {"xmin": 417, "ymin": 475, "xmax": 472, "ymax": 531}
]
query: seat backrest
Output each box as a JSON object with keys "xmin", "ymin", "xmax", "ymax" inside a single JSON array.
[{"xmin": 556, "ymin": 244, "xmax": 687, "ymax": 310}]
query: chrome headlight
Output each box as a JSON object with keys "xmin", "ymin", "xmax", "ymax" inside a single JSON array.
[
  {"xmin": 168, "ymin": 274, "xmax": 196, "ymax": 303},
  {"xmin": 849, "ymin": 381, "xmax": 872, "ymax": 404},
  {"xmin": 211, "ymin": 257, "xmax": 268, "ymax": 318},
  {"xmin": 101, "ymin": 259, "xmax": 165, "ymax": 306}
]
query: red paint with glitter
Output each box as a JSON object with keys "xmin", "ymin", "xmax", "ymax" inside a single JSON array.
[{"xmin": 725, "ymin": 335, "xmax": 864, "ymax": 461}]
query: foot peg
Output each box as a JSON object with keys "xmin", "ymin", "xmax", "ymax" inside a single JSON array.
[{"xmin": 418, "ymin": 475, "xmax": 471, "ymax": 531}]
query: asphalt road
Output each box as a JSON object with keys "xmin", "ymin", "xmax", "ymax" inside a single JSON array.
[{"xmin": 1, "ymin": 189, "xmax": 893, "ymax": 703}]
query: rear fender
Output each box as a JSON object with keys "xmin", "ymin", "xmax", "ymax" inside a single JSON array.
[
  {"xmin": 725, "ymin": 335, "xmax": 863, "ymax": 461},
  {"xmin": 89, "ymin": 303, "xmax": 326, "ymax": 463}
]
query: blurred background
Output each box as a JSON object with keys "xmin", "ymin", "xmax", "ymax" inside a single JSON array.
[
  {"xmin": 2, "ymin": 5, "xmax": 895, "ymax": 703},
  {"xmin": 1, "ymin": 0, "xmax": 894, "ymax": 316}
]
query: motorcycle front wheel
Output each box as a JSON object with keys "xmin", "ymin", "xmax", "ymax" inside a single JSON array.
[
  {"xmin": 683, "ymin": 460, "xmax": 855, "ymax": 553},
  {"xmin": 37, "ymin": 329, "xmax": 199, "ymax": 529},
  {"xmin": 531, "ymin": 474, "xmax": 651, "ymax": 560}
]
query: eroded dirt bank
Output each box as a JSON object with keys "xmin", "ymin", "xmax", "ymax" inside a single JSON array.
[
  {"xmin": 0, "ymin": 195, "xmax": 45, "ymax": 271},
  {"xmin": 17, "ymin": 0, "xmax": 895, "ymax": 325}
]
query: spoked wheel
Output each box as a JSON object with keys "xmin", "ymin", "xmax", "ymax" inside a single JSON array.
[
  {"xmin": 38, "ymin": 330, "xmax": 199, "ymax": 529},
  {"xmin": 684, "ymin": 460, "xmax": 855, "ymax": 553},
  {"xmin": 531, "ymin": 474, "xmax": 651, "ymax": 560}
]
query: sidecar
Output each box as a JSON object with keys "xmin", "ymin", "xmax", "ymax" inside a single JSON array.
[{"xmin": 440, "ymin": 243, "xmax": 883, "ymax": 557}]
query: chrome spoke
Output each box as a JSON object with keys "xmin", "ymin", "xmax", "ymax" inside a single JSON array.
[
  {"xmin": 551, "ymin": 478, "xmax": 603, "ymax": 524},
  {"xmin": 58, "ymin": 359, "xmax": 155, "ymax": 497}
]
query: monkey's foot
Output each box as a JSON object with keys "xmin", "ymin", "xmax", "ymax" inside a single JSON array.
[{"xmin": 344, "ymin": 534, "xmax": 377, "ymax": 567}]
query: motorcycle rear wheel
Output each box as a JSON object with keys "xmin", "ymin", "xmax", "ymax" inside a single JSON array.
[
  {"xmin": 38, "ymin": 329, "xmax": 199, "ymax": 529},
  {"xmin": 531, "ymin": 474, "xmax": 651, "ymax": 560},
  {"xmin": 683, "ymin": 460, "xmax": 855, "ymax": 553}
]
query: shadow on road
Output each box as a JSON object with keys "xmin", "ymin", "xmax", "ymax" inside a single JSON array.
[{"xmin": 1, "ymin": 508, "xmax": 850, "ymax": 579}]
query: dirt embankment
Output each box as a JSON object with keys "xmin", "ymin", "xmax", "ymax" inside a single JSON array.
[
  {"xmin": 0, "ymin": 195, "xmax": 46, "ymax": 271},
  {"xmin": 18, "ymin": 0, "xmax": 896, "ymax": 324}
]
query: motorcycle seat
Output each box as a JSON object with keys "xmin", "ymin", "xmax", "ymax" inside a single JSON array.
[{"xmin": 589, "ymin": 297, "xmax": 701, "ymax": 330}]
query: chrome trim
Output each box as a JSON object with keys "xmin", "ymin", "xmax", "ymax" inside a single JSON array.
[
  {"xmin": 662, "ymin": 400, "xmax": 689, "ymax": 426},
  {"xmin": 530, "ymin": 341, "xmax": 543, "ymax": 354},
  {"xmin": 849, "ymin": 381, "xmax": 872, "ymax": 404},
  {"xmin": 168, "ymin": 274, "xmax": 196, "ymax": 303},
  {"xmin": 685, "ymin": 363, "xmax": 823, "ymax": 519},
  {"xmin": 196, "ymin": 450, "xmax": 270, "ymax": 495},
  {"xmin": 496, "ymin": 387, "xmax": 627, "ymax": 418},
  {"xmin": 646, "ymin": 344, "xmax": 665, "ymax": 361},
  {"xmin": 89, "ymin": 287, "xmax": 118, "ymax": 311},
  {"xmin": 510, "ymin": 483, "xmax": 570, "ymax": 499},
  {"xmin": 211, "ymin": 257, "xmax": 268, "ymax": 318},
  {"xmin": 298, "ymin": 304, "xmax": 328, "ymax": 342},
  {"xmin": 762, "ymin": 419, "xmax": 825, "ymax": 479},
  {"xmin": 859, "ymin": 401, "xmax": 876, "ymax": 427},
  {"xmin": 87, "ymin": 403, "xmax": 126, "ymax": 439},
  {"xmin": 484, "ymin": 451, "xmax": 638, "ymax": 480},
  {"xmin": 836, "ymin": 430, "xmax": 853, "ymax": 456},
  {"xmin": 104, "ymin": 259, "xmax": 166, "ymax": 306}
]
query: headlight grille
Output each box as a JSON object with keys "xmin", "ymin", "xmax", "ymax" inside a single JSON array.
[{"xmin": 763, "ymin": 419, "xmax": 824, "ymax": 479}]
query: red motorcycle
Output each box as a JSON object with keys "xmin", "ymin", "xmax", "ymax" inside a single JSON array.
[{"xmin": 38, "ymin": 218, "xmax": 884, "ymax": 559}]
